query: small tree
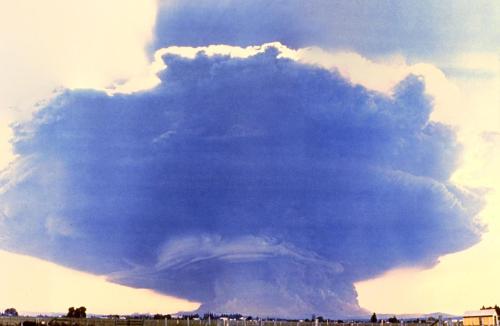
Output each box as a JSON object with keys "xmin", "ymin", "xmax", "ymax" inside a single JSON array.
[
  {"xmin": 67, "ymin": 306, "xmax": 86, "ymax": 318},
  {"xmin": 75, "ymin": 307, "xmax": 86, "ymax": 318},
  {"xmin": 388, "ymin": 316, "xmax": 399, "ymax": 324},
  {"xmin": 4, "ymin": 308, "xmax": 18, "ymax": 317},
  {"xmin": 67, "ymin": 307, "xmax": 75, "ymax": 318},
  {"xmin": 370, "ymin": 313, "xmax": 378, "ymax": 323}
]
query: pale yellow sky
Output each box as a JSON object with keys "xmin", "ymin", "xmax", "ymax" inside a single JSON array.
[
  {"xmin": 0, "ymin": 0, "xmax": 158, "ymax": 169},
  {"xmin": 0, "ymin": 250, "xmax": 199, "ymax": 315},
  {"xmin": 356, "ymin": 72, "xmax": 500, "ymax": 315}
]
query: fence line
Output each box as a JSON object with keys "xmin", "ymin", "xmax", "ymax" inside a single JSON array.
[{"xmin": 0, "ymin": 318, "xmax": 464, "ymax": 326}]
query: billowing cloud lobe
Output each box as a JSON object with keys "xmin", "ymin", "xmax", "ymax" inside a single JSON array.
[{"xmin": 0, "ymin": 46, "xmax": 482, "ymax": 317}]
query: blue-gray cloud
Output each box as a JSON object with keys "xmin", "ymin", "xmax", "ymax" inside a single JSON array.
[
  {"xmin": 154, "ymin": 0, "xmax": 499, "ymax": 59},
  {"xmin": 0, "ymin": 47, "xmax": 483, "ymax": 317}
]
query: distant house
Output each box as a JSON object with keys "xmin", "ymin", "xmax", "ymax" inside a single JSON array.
[{"xmin": 464, "ymin": 309, "xmax": 499, "ymax": 326}]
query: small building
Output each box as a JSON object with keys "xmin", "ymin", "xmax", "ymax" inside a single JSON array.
[{"xmin": 464, "ymin": 309, "xmax": 499, "ymax": 326}]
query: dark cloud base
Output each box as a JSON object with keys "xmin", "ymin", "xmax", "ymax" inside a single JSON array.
[{"xmin": 0, "ymin": 47, "xmax": 483, "ymax": 317}]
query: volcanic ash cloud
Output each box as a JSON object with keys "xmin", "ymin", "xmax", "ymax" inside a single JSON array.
[{"xmin": 0, "ymin": 45, "xmax": 483, "ymax": 317}]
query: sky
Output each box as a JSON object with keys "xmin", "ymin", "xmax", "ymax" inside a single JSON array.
[{"xmin": 0, "ymin": 0, "xmax": 499, "ymax": 318}]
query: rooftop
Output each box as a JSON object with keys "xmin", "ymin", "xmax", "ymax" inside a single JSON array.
[{"xmin": 464, "ymin": 310, "xmax": 498, "ymax": 318}]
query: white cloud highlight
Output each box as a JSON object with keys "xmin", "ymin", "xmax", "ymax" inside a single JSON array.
[{"xmin": 111, "ymin": 43, "xmax": 461, "ymax": 131}]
